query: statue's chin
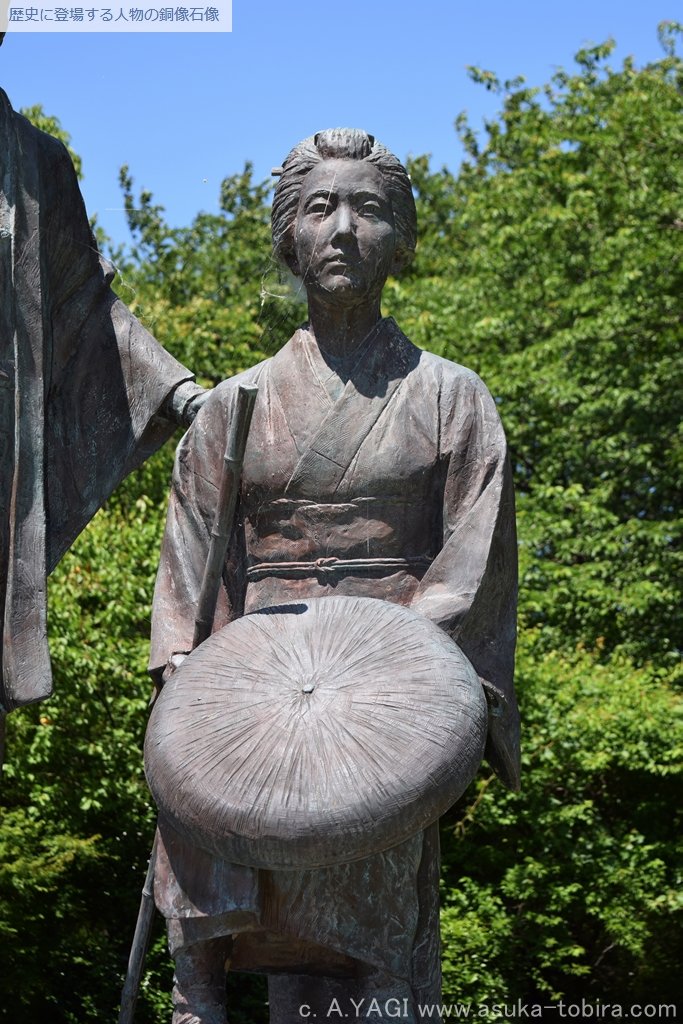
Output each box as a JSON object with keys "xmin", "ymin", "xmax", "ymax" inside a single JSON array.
[{"xmin": 306, "ymin": 273, "xmax": 386, "ymax": 309}]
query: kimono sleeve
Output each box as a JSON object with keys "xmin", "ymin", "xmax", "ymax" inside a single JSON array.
[
  {"xmin": 43, "ymin": 132, "xmax": 195, "ymax": 571},
  {"xmin": 410, "ymin": 370, "xmax": 520, "ymax": 790},
  {"xmin": 149, "ymin": 384, "xmax": 247, "ymax": 681}
]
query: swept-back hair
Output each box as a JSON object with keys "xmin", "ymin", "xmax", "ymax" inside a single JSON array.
[{"xmin": 272, "ymin": 128, "xmax": 417, "ymax": 273}]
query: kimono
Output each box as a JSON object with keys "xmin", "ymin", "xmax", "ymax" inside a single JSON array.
[
  {"xmin": 0, "ymin": 90, "xmax": 195, "ymax": 713},
  {"xmin": 150, "ymin": 318, "xmax": 519, "ymax": 1008}
]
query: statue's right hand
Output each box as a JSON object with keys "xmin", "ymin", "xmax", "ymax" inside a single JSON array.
[
  {"xmin": 162, "ymin": 652, "xmax": 189, "ymax": 685},
  {"xmin": 151, "ymin": 652, "xmax": 189, "ymax": 708},
  {"xmin": 149, "ymin": 653, "xmax": 189, "ymax": 708}
]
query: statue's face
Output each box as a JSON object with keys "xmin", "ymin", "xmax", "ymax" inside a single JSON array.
[{"xmin": 293, "ymin": 159, "xmax": 396, "ymax": 305}]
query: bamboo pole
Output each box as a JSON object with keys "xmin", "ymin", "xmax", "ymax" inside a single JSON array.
[
  {"xmin": 118, "ymin": 383, "xmax": 258, "ymax": 1024},
  {"xmin": 193, "ymin": 384, "xmax": 258, "ymax": 648}
]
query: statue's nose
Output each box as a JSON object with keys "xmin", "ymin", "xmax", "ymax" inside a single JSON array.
[{"xmin": 330, "ymin": 203, "xmax": 353, "ymax": 240}]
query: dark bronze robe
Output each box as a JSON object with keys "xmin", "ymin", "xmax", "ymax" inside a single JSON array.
[
  {"xmin": 149, "ymin": 319, "xmax": 518, "ymax": 996},
  {"xmin": 0, "ymin": 90, "xmax": 194, "ymax": 712}
]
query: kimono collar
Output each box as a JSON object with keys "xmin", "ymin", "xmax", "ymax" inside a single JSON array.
[{"xmin": 271, "ymin": 318, "xmax": 421, "ymax": 498}]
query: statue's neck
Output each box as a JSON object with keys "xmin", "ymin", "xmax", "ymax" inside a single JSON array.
[{"xmin": 305, "ymin": 295, "xmax": 383, "ymax": 361}]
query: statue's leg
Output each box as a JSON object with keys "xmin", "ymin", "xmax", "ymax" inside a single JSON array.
[
  {"xmin": 171, "ymin": 937, "xmax": 231, "ymax": 1024},
  {"xmin": 267, "ymin": 971, "xmax": 419, "ymax": 1023}
]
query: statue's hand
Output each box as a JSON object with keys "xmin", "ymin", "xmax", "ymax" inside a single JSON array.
[
  {"xmin": 165, "ymin": 381, "xmax": 212, "ymax": 427},
  {"xmin": 481, "ymin": 679, "xmax": 505, "ymax": 719},
  {"xmin": 149, "ymin": 652, "xmax": 189, "ymax": 707},
  {"xmin": 162, "ymin": 652, "xmax": 189, "ymax": 685},
  {"xmin": 183, "ymin": 388, "xmax": 212, "ymax": 424}
]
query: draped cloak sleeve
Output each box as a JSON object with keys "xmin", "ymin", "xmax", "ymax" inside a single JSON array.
[{"xmin": 0, "ymin": 91, "xmax": 195, "ymax": 712}]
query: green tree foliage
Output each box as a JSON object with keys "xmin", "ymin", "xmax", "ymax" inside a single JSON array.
[
  {"xmin": 1, "ymin": 28, "xmax": 681, "ymax": 1020},
  {"xmin": 393, "ymin": 33, "xmax": 682, "ymax": 668},
  {"xmin": 113, "ymin": 160, "xmax": 301, "ymax": 389}
]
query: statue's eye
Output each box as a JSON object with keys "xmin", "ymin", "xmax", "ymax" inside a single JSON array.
[
  {"xmin": 306, "ymin": 199, "xmax": 333, "ymax": 217},
  {"xmin": 359, "ymin": 201, "xmax": 382, "ymax": 218}
]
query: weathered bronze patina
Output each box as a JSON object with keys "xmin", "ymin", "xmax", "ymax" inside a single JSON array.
[
  {"xmin": 148, "ymin": 128, "xmax": 519, "ymax": 1023},
  {"xmin": 0, "ymin": 88, "xmax": 204, "ymax": 719}
]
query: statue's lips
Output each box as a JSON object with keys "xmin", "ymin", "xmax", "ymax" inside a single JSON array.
[{"xmin": 321, "ymin": 253, "xmax": 357, "ymax": 268}]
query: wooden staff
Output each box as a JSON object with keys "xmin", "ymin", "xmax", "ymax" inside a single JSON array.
[
  {"xmin": 117, "ymin": 833, "xmax": 159, "ymax": 1024},
  {"xmin": 118, "ymin": 382, "xmax": 258, "ymax": 1024}
]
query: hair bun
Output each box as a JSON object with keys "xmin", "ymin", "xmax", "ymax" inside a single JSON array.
[{"xmin": 313, "ymin": 128, "xmax": 375, "ymax": 161}]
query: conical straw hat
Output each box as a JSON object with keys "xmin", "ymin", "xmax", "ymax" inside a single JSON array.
[{"xmin": 145, "ymin": 596, "xmax": 487, "ymax": 869}]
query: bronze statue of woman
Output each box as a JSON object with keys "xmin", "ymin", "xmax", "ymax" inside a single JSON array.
[{"xmin": 148, "ymin": 128, "xmax": 519, "ymax": 1024}]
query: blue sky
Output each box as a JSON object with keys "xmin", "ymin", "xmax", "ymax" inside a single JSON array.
[{"xmin": 0, "ymin": 1, "xmax": 677, "ymax": 246}]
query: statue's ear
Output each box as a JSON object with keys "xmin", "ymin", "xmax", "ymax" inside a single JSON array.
[
  {"xmin": 285, "ymin": 251, "xmax": 301, "ymax": 277},
  {"xmin": 391, "ymin": 248, "xmax": 414, "ymax": 276},
  {"xmin": 390, "ymin": 254, "xmax": 406, "ymax": 276}
]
